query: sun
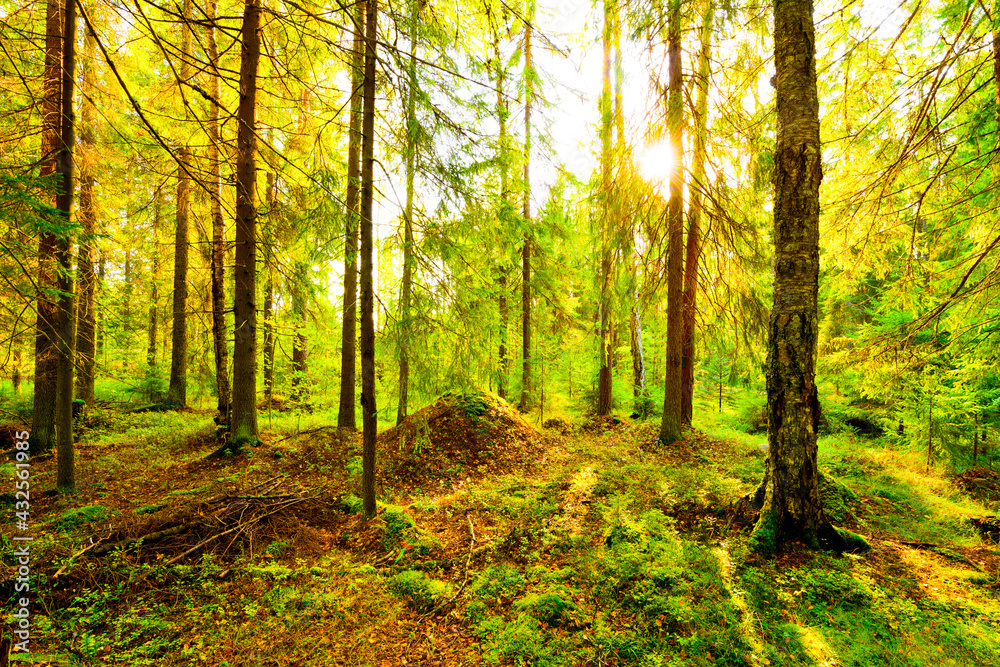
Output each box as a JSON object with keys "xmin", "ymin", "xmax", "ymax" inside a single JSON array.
[{"xmin": 637, "ymin": 138, "xmax": 675, "ymax": 198}]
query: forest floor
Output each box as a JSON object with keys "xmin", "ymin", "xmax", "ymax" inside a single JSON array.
[{"xmin": 2, "ymin": 390, "xmax": 999, "ymax": 666}]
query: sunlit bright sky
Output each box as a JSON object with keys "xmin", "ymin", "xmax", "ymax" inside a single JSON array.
[{"xmin": 361, "ymin": 0, "xmax": 914, "ymax": 312}]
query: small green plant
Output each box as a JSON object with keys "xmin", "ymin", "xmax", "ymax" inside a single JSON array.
[
  {"xmin": 341, "ymin": 494, "xmax": 363, "ymax": 514},
  {"xmin": 265, "ymin": 539, "xmax": 292, "ymax": 557},
  {"xmin": 346, "ymin": 455, "xmax": 363, "ymax": 477},
  {"xmin": 55, "ymin": 504, "xmax": 117, "ymax": 530},
  {"xmin": 389, "ymin": 570, "xmax": 452, "ymax": 611},
  {"xmin": 381, "ymin": 505, "xmax": 416, "ymax": 549},
  {"xmin": 472, "ymin": 565, "xmax": 527, "ymax": 603},
  {"xmin": 513, "ymin": 586, "xmax": 580, "ymax": 627},
  {"xmin": 134, "ymin": 503, "xmax": 164, "ymax": 515}
]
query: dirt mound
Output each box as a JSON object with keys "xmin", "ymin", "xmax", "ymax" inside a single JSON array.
[{"xmin": 377, "ymin": 391, "xmax": 543, "ymax": 493}]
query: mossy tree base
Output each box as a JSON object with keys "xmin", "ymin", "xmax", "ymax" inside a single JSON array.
[
  {"xmin": 748, "ymin": 505, "xmax": 870, "ymax": 558},
  {"xmin": 209, "ymin": 435, "xmax": 260, "ymax": 458}
]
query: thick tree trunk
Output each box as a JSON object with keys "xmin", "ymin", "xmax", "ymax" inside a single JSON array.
[
  {"xmin": 167, "ymin": 150, "xmax": 190, "ymax": 406},
  {"xmin": 31, "ymin": 0, "xmax": 63, "ymax": 454},
  {"xmin": 75, "ymin": 4, "xmax": 98, "ymax": 408},
  {"xmin": 659, "ymin": 0, "xmax": 684, "ymax": 444},
  {"xmin": 55, "ymin": 0, "xmax": 77, "ymax": 492},
  {"xmin": 519, "ymin": 10, "xmax": 533, "ymax": 413},
  {"xmin": 398, "ymin": 0, "xmax": 421, "ymax": 426},
  {"xmin": 360, "ymin": 0, "xmax": 379, "ymax": 518},
  {"xmin": 596, "ymin": 0, "xmax": 615, "ymax": 416},
  {"xmin": 230, "ymin": 0, "xmax": 262, "ymax": 447},
  {"xmin": 207, "ymin": 0, "xmax": 230, "ymax": 426},
  {"xmin": 339, "ymin": 0, "xmax": 364, "ymax": 430},
  {"xmin": 167, "ymin": 0, "xmax": 193, "ymax": 406},
  {"xmin": 749, "ymin": 0, "xmax": 864, "ymax": 556},
  {"xmin": 681, "ymin": 0, "xmax": 713, "ymax": 425}
]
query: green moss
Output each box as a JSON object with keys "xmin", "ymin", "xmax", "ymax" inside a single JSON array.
[
  {"xmin": 389, "ymin": 570, "xmax": 452, "ymax": 611},
  {"xmin": 818, "ymin": 470, "xmax": 860, "ymax": 522},
  {"xmin": 513, "ymin": 586, "xmax": 580, "ymax": 627},
  {"xmin": 834, "ymin": 526, "xmax": 871, "ymax": 553},
  {"xmin": 55, "ymin": 504, "xmax": 117, "ymax": 530},
  {"xmin": 748, "ymin": 506, "xmax": 780, "ymax": 558}
]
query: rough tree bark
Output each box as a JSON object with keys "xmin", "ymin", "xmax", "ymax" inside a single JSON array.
[
  {"xmin": 54, "ymin": 0, "xmax": 77, "ymax": 492},
  {"xmin": 75, "ymin": 1, "xmax": 98, "ymax": 408},
  {"xmin": 360, "ymin": 0, "xmax": 379, "ymax": 518},
  {"xmin": 167, "ymin": 0, "xmax": 194, "ymax": 407},
  {"xmin": 397, "ymin": 0, "xmax": 422, "ymax": 425},
  {"xmin": 339, "ymin": 0, "xmax": 364, "ymax": 430},
  {"xmin": 681, "ymin": 0, "xmax": 713, "ymax": 425},
  {"xmin": 749, "ymin": 0, "xmax": 867, "ymax": 556},
  {"xmin": 207, "ymin": 0, "xmax": 230, "ymax": 425},
  {"xmin": 31, "ymin": 0, "xmax": 63, "ymax": 454},
  {"xmin": 659, "ymin": 0, "xmax": 684, "ymax": 444},
  {"xmin": 230, "ymin": 0, "xmax": 262, "ymax": 448}
]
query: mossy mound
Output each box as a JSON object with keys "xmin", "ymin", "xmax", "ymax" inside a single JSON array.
[{"xmin": 377, "ymin": 390, "xmax": 543, "ymax": 492}]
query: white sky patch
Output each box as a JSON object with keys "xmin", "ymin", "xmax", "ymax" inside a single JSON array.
[
  {"xmin": 858, "ymin": 0, "xmax": 911, "ymax": 41},
  {"xmin": 637, "ymin": 137, "xmax": 674, "ymax": 199}
]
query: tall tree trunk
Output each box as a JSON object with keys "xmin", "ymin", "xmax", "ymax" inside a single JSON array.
[
  {"xmin": 147, "ymin": 188, "xmax": 162, "ymax": 395},
  {"xmin": 207, "ymin": 0, "xmax": 230, "ymax": 426},
  {"xmin": 167, "ymin": 0, "xmax": 193, "ymax": 406},
  {"xmin": 749, "ymin": 0, "xmax": 863, "ymax": 556},
  {"xmin": 75, "ymin": 2, "xmax": 98, "ymax": 408},
  {"xmin": 629, "ymin": 301, "xmax": 648, "ymax": 414},
  {"xmin": 12, "ymin": 337, "xmax": 22, "ymax": 395},
  {"xmin": 291, "ymin": 262, "xmax": 309, "ymax": 403},
  {"xmin": 519, "ymin": 8, "xmax": 533, "ymax": 412},
  {"xmin": 230, "ymin": 0, "xmax": 262, "ymax": 447},
  {"xmin": 167, "ymin": 151, "xmax": 190, "ymax": 406},
  {"xmin": 360, "ymin": 0, "xmax": 379, "ymax": 518},
  {"xmin": 596, "ymin": 0, "xmax": 615, "ymax": 416},
  {"xmin": 263, "ymin": 171, "xmax": 276, "ymax": 404},
  {"xmin": 494, "ymin": 32, "xmax": 510, "ymax": 401},
  {"xmin": 659, "ymin": 0, "xmax": 684, "ymax": 444},
  {"xmin": 96, "ymin": 249, "xmax": 105, "ymax": 361},
  {"xmin": 31, "ymin": 0, "xmax": 63, "ymax": 454},
  {"xmin": 339, "ymin": 0, "xmax": 364, "ymax": 430},
  {"xmin": 681, "ymin": 0, "xmax": 713, "ymax": 425},
  {"xmin": 55, "ymin": 0, "xmax": 77, "ymax": 492},
  {"xmin": 398, "ymin": 0, "xmax": 421, "ymax": 426}
]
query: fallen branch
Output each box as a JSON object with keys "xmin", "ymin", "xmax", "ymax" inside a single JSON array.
[
  {"xmin": 166, "ymin": 495, "xmax": 313, "ymax": 565},
  {"xmin": 90, "ymin": 523, "xmax": 191, "ymax": 557},
  {"xmin": 52, "ymin": 533, "xmax": 112, "ymax": 578}
]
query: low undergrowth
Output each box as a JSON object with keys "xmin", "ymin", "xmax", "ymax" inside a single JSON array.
[{"xmin": 1, "ymin": 393, "xmax": 998, "ymax": 666}]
